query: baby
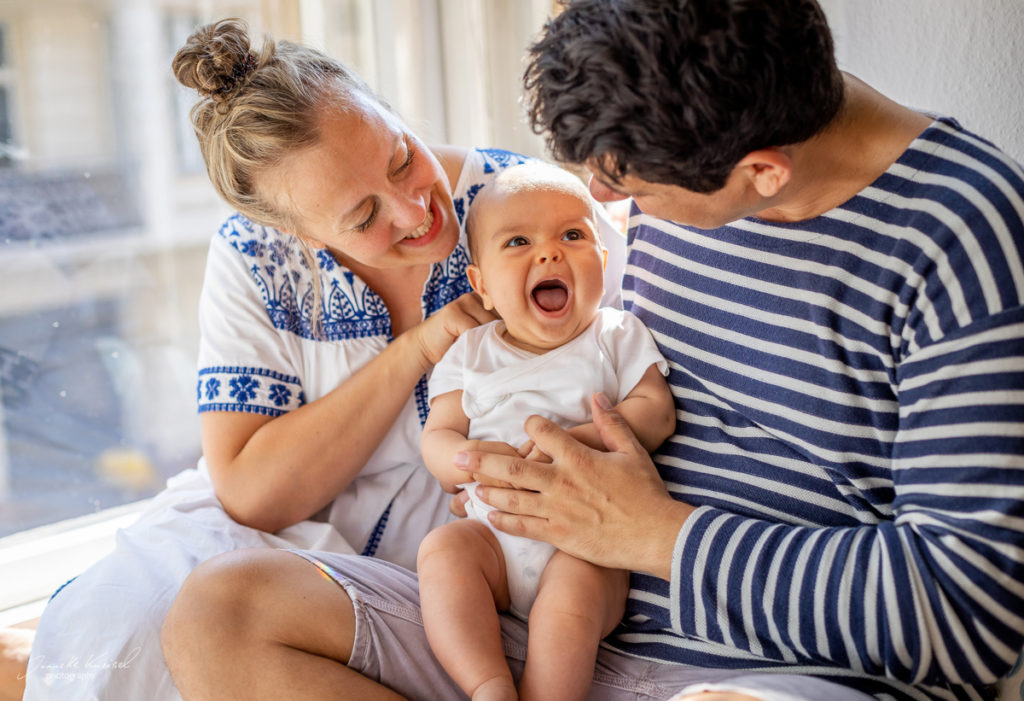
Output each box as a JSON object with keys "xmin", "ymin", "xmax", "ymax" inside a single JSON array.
[{"xmin": 418, "ymin": 162, "xmax": 675, "ymax": 701}]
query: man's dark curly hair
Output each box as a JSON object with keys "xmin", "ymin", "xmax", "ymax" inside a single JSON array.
[{"xmin": 524, "ymin": 0, "xmax": 844, "ymax": 193}]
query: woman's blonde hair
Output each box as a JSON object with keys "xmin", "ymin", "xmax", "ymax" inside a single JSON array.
[{"xmin": 172, "ymin": 18, "xmax": 377, "ymax": 233}]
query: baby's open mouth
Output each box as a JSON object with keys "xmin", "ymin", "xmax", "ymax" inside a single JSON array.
[{"xmin": 531, "ymin": 279, "xmax": 569, "ymax": 312}]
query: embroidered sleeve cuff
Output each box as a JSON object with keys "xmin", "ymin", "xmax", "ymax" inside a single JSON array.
[{"xmin": 197, "ymin": 366, "xmax": 304, "ymax": 416}]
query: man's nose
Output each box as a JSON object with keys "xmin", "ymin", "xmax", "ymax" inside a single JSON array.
[{"xmin": 588, "ymin": 174, "xmax": 627, "ymax": 203}]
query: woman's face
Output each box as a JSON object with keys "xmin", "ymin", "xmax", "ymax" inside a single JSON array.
[{"xmin": 261, "ymin": 95, "xmax": 459, "ymax": 272}]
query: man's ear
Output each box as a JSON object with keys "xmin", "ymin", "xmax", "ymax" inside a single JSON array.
[
  {"xmin": 736, "ymin": 148, "xmax": 792, "ymax": 198},
  {"xmin": 465, "ymin": 264, "xmax": 494, "ymax": 310}
]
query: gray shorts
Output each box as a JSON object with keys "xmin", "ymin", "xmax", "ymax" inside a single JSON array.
[{"xmin": 289, "ymin": 551, "xmax": 876, "ymax": 701}]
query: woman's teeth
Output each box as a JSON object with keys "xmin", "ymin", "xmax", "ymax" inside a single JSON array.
[{"xmin": 405, "ymin": 207, "xmax": 434, "ymax": 240}]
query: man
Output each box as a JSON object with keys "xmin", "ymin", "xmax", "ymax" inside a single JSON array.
[{"xmin": 460, "ymin": 0, "xmax": 1024, "ymax": 699}]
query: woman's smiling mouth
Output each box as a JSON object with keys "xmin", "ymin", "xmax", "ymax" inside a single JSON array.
[
  {"xmin": 396, "ymin": 199, "xmax": 444, "ymax": 251},
  {"xmin": 404, "ymin": 202, "xmax": 436, "ymax": 241}
]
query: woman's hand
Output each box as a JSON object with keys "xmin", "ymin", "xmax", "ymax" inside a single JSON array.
[
  {"xmin": 411, "ymin": 292, "xmax": 497, "ymax": 370},
  {"xmin": 455, "ymin": 393, "xmax": 693, "ymax": 579}
]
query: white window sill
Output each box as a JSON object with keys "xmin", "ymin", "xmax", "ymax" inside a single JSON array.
[{"xmin": 0, "ymin": 500, "xmax": 148, "ymax": 626}]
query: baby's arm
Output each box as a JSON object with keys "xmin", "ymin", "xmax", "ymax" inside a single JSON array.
[
  {"xmin": 421, "ymin": 391, "xmax": 519, "ymax": 492},
  {"xmin": 565, "ymin": 364, "xmax": 675, "ymax": 453}
]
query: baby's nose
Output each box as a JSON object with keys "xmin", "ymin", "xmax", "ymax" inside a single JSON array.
[{"xmin": 536, "ymin": 246, "xmax": 562, "ymax": 264}]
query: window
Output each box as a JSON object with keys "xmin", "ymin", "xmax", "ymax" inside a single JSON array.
[{"xmin": 0, "ymin": 22, "xmax": 16, "ymax": 165}]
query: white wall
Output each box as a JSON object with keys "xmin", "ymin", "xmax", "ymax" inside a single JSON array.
[{"xmin": 820, "ymin": 0, "xmax": 1024, "ymax": 163}]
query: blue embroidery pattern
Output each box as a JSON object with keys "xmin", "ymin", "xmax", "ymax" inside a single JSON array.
[
  {"xmin": 268, "ymin": 383, "xmax": 291, "ymax": 407},
  {"xmin": 316, "ymin": 248, "xmax": 336, "ymax": 272},
  {"xmin": 198, "ymin": 366, "xmax": 303, "ymax": 416},
  {"xmin": 478, "ymin": 148, "xmax": 529, "ymax": 174},
  {"xmin": 424, "ymin": 244, "xmax": 472, "ymax": 316},
  {"xmin": 218, "ymin": 216, "xmax": 391, "ymax": 341},
  {"xmin": 361, "ymin": 500, "xmax": 393, "ymax": 557},
  {"xmin": 203, "ymin": 377, "xmax": 220, "ymax": 401},
  {"xmin": 229, "ymin": 375, "xmax": 258, "ymax": 404}
]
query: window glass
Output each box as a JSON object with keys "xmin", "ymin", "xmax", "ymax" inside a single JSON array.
[
  {"xmin": 0, "ymin": 2, "xmax": 276, "ymax": 538},
  {"xmin": 0, "ymin": 85, "xmax": 10, "ymax": 156},
  {"xmin": 0, "ymin": 23, "xmax": 13, "ymax": 164},
  {"xmin": 0, "ymin": 3, "xmax": 204, "ymax": 537}
]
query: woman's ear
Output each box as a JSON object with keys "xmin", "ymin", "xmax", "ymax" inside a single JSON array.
[
  {"xmin": 736, "ymin": 148, "xmax": 792, "ymax": 198},
  {"xmin": 465, "ymin": 264, "xmax": 494, "ymax": 310}
]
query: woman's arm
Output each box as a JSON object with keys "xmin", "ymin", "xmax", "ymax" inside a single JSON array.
[{"xmin": 205, "ymin": 292, "xmax": 494, "ymax": 533}]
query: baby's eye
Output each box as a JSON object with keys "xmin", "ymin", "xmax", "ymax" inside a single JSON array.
[
  {"xmin": 562, "ymin": 229, "xmax": 584, "ymax": 241},
  {"xmin": 504, "ymin": 236, "xmax": 530, "ymax": 248}
]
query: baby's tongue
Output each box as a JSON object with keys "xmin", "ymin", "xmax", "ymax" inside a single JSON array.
[{"xmin": 533, "ymin": 285, "xmax": 568, "ymax": 312}]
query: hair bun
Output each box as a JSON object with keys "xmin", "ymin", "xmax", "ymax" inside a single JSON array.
[{"xmin": 172, "ymin": 18, "xmax": 258, "ymax": 102}]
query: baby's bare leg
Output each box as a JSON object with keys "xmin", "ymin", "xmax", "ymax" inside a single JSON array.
[
  {"xmin": 519, "ymin": 552, "xmax": 628, "ymax": 701},
  {"xmin": 417, "ymin": 519, "xmax": 516, "ymax": 701}
]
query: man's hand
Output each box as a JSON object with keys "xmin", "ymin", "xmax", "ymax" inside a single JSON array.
[
  {"xmin": 454, "ymin": 393, "xmax": 692, "ymax": 579},
  {"xmin": 445, "ymin": 441, "xmax": 519, "ymax": 515},
  {"xmin": 516, "ymin": 439, "xmax": 552, "ymax": 464},
  {"xmin": 470, "ymin": 441, "xmax": 519, "ymax": 488}
]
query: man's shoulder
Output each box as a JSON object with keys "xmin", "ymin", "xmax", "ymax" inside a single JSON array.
[{"xmin": 898, "ymin": 117, "xmax": 1024, "ymax": 202}]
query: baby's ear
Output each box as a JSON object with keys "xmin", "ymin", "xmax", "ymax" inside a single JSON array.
[{"xmin": 465, "ymin": 264, "xmax": 494, "ymax": 310}]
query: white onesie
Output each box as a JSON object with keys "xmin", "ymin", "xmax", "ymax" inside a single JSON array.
[{"xmin": 427, "ymin": 306, "xmax": 668, "ymax": 618}]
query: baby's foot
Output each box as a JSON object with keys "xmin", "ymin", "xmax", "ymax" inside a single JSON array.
[{"xmin": 472, "ymin": 676, "xmax": 517, "ymax": 701}]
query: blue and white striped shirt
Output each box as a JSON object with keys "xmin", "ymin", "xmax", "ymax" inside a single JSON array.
[{"xmin": 614, "ymin": 118, "xmax": 1024, "ymax": 701}]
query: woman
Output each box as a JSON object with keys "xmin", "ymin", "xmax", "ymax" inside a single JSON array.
[{"xmin": 20, "ymin": 18, "xmax": 626, "ymax": 701}]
